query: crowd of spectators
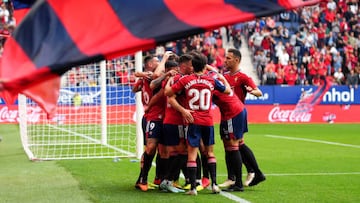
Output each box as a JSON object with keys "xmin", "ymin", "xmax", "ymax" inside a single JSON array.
[
  {"xmin": 2, "ymin": 0, "xmax": 359, "ymax": 89},
  {"xmin": 62, "ymin": 30, "xmax": 227, "ymax": 87},
  {"xmin": 66, "ymin": 1, "xmax": 360, "ymax": 89},
  {"xmin": 0, "ymin": 0, "xmax": 15, "ymax": 56},
  {"xmin": 244, "ymin": 0, "xmax": 359, "ymax": 89}
]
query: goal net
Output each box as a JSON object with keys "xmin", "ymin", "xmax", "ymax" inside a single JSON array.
[{"xmin": 18, "ymin": 53, "xmax": 144, "ymax": 160}]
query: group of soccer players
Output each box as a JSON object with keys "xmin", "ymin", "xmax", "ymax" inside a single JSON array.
[{"xmin": 133, "ymin": 48, "xmax": 266, "ymax": 195}]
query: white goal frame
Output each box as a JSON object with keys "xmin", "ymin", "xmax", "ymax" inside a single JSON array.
[{"xmin": 18, "ymin": 51, "xmax": 144, "ymax": 160}]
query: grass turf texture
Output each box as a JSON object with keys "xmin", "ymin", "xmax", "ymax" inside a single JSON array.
[{"xmin": 1, "ymin": 123, "xmax": 359, "ymax": 203}]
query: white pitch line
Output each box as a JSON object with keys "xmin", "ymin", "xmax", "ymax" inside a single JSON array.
[
  {"xmin": 158, "ymin": 169, "xmax": 251, "ymax": 203},
  {"xmin": 265, "ymin": 134, "xmax": 360, "ymax": 149},
  {"xmin": 218, "ymin": 191, "xmax": 251, "ymax": 203}
]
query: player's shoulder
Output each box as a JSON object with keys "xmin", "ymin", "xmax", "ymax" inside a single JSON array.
[
  {"xmin": 198, "ymin": 73, "xmax": 216, "ymax": 83},
  {"xmin": 234, "ymin": 71, "xmax": 252, "ymax": 80},
  {"xmin": 237, "ymin": 70, "xmax": 249, "ymax": 76},
  {"xmin": 223, "ymin": 70, "xmax": 248, "ymax": 77},
  {"xmin": 180, "ymin": 74, "xmax": 193, "ymax": 80},
  {"xmin": 176, "ymin": 74, "xmax": 193, "ymax": 84},
  {"xmin": 174, "ymin": 73, "xmax": 185, "ymax": 80},
  {"xmin": 223, "ymin": 70, "xmax": 231, "ymax": 76}
]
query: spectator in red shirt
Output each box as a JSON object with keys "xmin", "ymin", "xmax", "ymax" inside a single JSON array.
[
  {"xmin": 323, "ymin": 50, "xmax": 333, "ymax": 75},
  {"xmin": 261, "ymin": 35, "xmax": 273, "ymax": 56},
  {"xmin": 339, "ymin": 17, "xmax": 349, "ymax": 33},
  {"xmin": 283, "ymin": 60, "xmax": 293, "ymax": 75},
  {"xmin": 312, "ymin": 74, "xmax": 322, "ymax": 86},
  {"xmin": 285, "ymin": 67, "xmax": 298, "ymax": 85},
  {"xmin": 307, "ymin": 57, "xmax": 318, "ymax": 84},
  {"xmin": 324, "ymin": 8, "xmax": 336, "ymax": 29},
  {"xmin": 275, "ymin": 68, "xmax": 285, "ymax": 85}
]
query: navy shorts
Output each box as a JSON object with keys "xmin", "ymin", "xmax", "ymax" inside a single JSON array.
[
  {"xmin": 186, "ymin": 124, "xmax": 214, "ymax": 147},
  {"xmin": 163, "ymin": 124, "xmax": 186, "ymax": 146},
  {"xmin": 220, "ymin": 108, "xmax": 248, "ymax": 140},
  {"xmin": 146, "ymin": 120, "xmax": 164, "ymax": 144}
]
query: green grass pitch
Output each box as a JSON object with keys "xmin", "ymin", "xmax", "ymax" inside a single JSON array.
[{"xmin": 0, "ymin": 123, "xmax": 359, "ymax": 203}]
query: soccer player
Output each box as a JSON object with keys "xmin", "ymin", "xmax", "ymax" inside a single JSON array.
[
  {"xmin": 141, "ymin": 60, "xmax": 184, "ymax": 193},
  {"xmin": 211, "ymin": 73, "xmax": 247, "ymax": 191},
  {"xmin": 152, "ymin": 54, "xmax": 199, "ymax": 192},
  {"xmin": 132, "ymin": 54, "xmax": 160, "ymax": 145},
  {"xmin": 220, "ymin": 48, "xmax": 266, "ymax": 187},
  {"xmin": 164, "ymin": 54, "xmax": 205, "ymax": 191},
  {"xmin": 165, "ymin": 51, "xmax": 231, "ymax": 195},
  {"xmin": 153, "ymin": 59, "xmax": 187, "ymax": 193},
  {"xmin": 134, "ymin": 53, "xmax": 168, "ymax": 192}
]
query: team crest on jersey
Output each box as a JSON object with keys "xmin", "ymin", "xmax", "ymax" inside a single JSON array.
[{"xmin": 235, "ymin": 77, "xmax": 238, "ymax": 82}]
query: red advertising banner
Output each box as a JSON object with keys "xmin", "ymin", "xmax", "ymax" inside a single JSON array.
[
  {"xmin": 244, "ymin": 104, "xmax": 360, "ymax": 123},
  {"xmin": 0, "ymin": 104, "xmax": 359, "ymax": 124},
  {"xmin": 195, "ymin": 104, "xmax": 360, "ymax": 124}
]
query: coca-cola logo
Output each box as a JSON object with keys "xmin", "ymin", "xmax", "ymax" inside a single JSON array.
[
  {"xmin": 268, "ymin": 106, "xmax": 312, "ymax": 122},
  {"xmin": 26, "ymin": 107, "xmax": 42, "ymax": 123},
  {"xmin": 0, "ymin": 106, "xmax": 42, "ymax": 123},
  {"xmin": 0, "ymin": 106, "xmax": 19, "ymax": 122}
]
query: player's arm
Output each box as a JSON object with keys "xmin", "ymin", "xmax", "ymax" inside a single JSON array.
[
  {"xmin": 205, "ymin": 64, "xmax": 219, "ymax": 73},
  {"xmin": 244, "ymin": 75, "xmax": 263, "ymax": 97},
  {"xmin": 215, "ymin": 74, "xmax": 231, "ymax": 94},
  {"xmin": 132, "ymin": 79, "xmax": 142, "ymax": 93},
  {"xmin": 150, "ymin": 69, "xmax": 177, "ymax": 90},
  {"xmin": 164, "ymin": 76, "xmax": 194, "ymax": 123},
  {"xmin": 134, "ymin": 71, "xmax": 153, "ymax": 79},
  {"xmin": 247, "ymin": 86, "xmax": 263, "ymax": 97},
  {"xmin": 164, "ymin": 76, "xmax": 175, "ymax": 97},
  {"xmin": 167, "ymin": 95, "xmax": 194, "ymax": 124},
  {"xmin": 134, "ymin": 71, "xmax": 153, "ymax": 78},
  {"xmin": 153, "ymin": 51, "xmax": 173, "ymax": 79}
]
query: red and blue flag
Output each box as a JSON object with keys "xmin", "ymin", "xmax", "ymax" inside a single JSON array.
[
  {"xmin": 12, "ymin": 0, "xmax": 37, "ymax": 23},
  {"xmin": 0, "ymin": 0, "xmax": 321, "ymax": 116}
]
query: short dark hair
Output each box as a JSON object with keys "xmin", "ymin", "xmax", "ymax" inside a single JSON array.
[
  {"xmin": 227, "ymin": 48, "xmax": 242, "ymax": 60},
  {"xmin": 165, "ymin": 61, "xmax": 178, "ymax": 69},
  {"xmin": 144, "ymin": 55, "xmax": 155, "ymax": 64},
  {"xmin": 189, "ymin": 51, "xmax": 207, "ymax": 72},
  {"xmin": 178, "ymin": 54, "xmax": 192, "ymax": 64},
  {"xmin": 168, "ymin": 53, "xmax": 179, "ymax": 62}
]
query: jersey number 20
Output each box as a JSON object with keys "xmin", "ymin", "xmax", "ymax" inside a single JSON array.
[{"xmin": 188, "ymin": 89, "xmax": 211, "ymax": 110}]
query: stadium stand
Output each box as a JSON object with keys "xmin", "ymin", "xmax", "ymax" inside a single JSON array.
[{"xmin": 244, "ymin": 0, "xmax": 359, "ymax": 87}]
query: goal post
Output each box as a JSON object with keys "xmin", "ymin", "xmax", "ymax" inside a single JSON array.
[
  {"xmin": 18, "ymin": 54, "xmax": 144, "ymax": 160},
  {"xmin": 135, "ymin": 51, "xmax": 144, "ymax": 159}
]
